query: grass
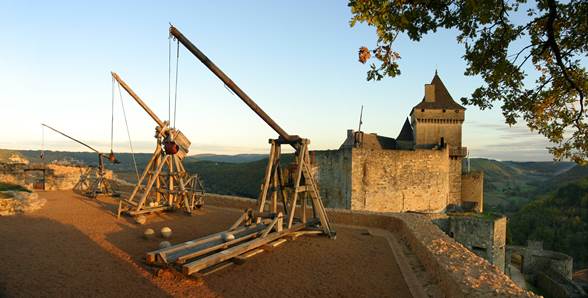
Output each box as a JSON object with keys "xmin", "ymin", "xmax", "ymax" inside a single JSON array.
[{"xmin": 0, "ymin": 182, "xmax": 30, "ymax": 193}]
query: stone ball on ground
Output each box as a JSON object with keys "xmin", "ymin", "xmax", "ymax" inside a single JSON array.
[
  {"xmin": 135, "ymin": 215, "xmax": 147, "ymax": 225},
  {"xmin": 159, "ymin": 241, "xmax": 171, "ymax": 249},
  {"xmin": 221, "ymin": 232, "xmax": 235, "ymax": 242},
  {"xmin": 161, "ymin": 227, "xmax": 172, "ymax": 238},
  {"xmin": 143, "ymin": 228, "xmax": 155, "ymax": 239}
]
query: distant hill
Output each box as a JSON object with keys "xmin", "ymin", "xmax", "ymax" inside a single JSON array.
[
  {"xmin": 468, "ymin": 158, "xmax": 575, "ymax": 210},
  {"xmin": 186, "ymin": 154, "xmax": 267, "ymax": 164},
  {"xmin": 543, "ymin": 164, "xmax": 588, "ymax": 189},
  {"xmin": 7, "ymin": 149, "xmax": 283, "ymax": 198},
  {"xmin": 183, "ymin": 159, "xmax": 268, "ymax": 198}
]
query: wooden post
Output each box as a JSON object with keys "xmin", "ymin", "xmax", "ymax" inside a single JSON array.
[{"xmin": 287, "ymin": 143, "xmax": 306, "ymax": 228}]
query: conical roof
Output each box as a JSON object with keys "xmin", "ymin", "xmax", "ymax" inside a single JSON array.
[
  {"xmin": 397, "ymin": 118, "xmax": 414, "ymax": 141},
  {"xmin": 413, "ymin": 72, "xmax": 465, "ymax": 110}
]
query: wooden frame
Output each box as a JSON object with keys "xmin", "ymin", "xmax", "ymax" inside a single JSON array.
[
  {"xmin": 146, "ymin": 138, "xmax": 335, "ymax": 275},
  {"xmin": 116, "ymin": 127, "xmax": 205, "ymax": 218},
  {"xmin": 111, "ymin": 72, "xmax": 204, "ymax": 219}
]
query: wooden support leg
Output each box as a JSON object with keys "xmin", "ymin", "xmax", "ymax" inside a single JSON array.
[
  {"xmin": 257, "ymin": 141, "xmax": 277, "ymax": 214},
  {"xmin": 287, "ymin": 144, "xmax": 306, "ymax": 228},
  {"xmin": 127, "ymin": 146, "xmax": 161, "ymax": 205},
  {"xmin": 136, "ymin": 155, "xmax": 169, "ymax": 210}
]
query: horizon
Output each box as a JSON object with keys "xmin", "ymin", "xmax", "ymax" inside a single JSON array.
[
  {"xmin": 1, "ymin": 147, "xmax": 571, "ymax": 164},
  {"xmin": 0, "ymin": 1, "xmax": 559, "ymax": 161}
]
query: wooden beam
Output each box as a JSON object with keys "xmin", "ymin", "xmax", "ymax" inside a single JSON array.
[{"xmin": 182, "ymin": 223, "xmax": 306, "ymax": 275}]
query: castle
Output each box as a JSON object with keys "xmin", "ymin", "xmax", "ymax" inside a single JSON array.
[{"xmin": 313, "ymin": 72, "xmax": 484, "ymax": 213}]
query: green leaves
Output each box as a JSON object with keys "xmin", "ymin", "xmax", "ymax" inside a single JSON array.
[{"xmin": 350, "ymin": 0, "xmax": 588, "ymax": 163}]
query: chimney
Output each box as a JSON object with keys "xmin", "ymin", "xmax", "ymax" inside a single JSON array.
[
  {"xmin": 347, "ymin": 129, "xmax": 354, "ymax": 138},
  {"xmin": 424, "ymin": 84, "xmax": 436, "ymax": 102}
]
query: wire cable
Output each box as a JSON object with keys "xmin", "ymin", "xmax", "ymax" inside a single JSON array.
[
  {"xmin": 168, "ymin": 35, "xmax": 172, "ymax": 123},
  {"xmin": 116, "ymin": 83, "xmax": 140, "ymax": 182},
  {"xmin": 173, "ymin": 39, "xmax": 180, "ymax": 128},
  {"xmin": 111, "ymin": 76, "xmax": 115, "ymax": 152}
]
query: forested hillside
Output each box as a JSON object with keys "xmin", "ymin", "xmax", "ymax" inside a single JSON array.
[
  {"xmin": 509, "ymin": 177, "xmax": 588, "ymax": 268},
  {"xmin": 467, "ymin": 158, "xmax": 574, "ymax": 212}
]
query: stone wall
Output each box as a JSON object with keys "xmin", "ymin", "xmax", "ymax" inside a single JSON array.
[
  {"xmin": 0, "ymin": 163, "xmax": 26, "ymax": 185},
  {"xmin": 447, "ymin": 214, "xmax": 507, "ymax": 272},
  {"xmin": 312, "ymin": 149, "xmax": 352, "ymax": 209},
  {"xmin": 512, "ymin": 241, "xmax": 574, "ymax": 280},
  {"xmin": 461, "ymin": 171, "xmax": 484, "ymax": 212},
  {"xmin": 411, "ymin": 109, "xmax": 464, "ymax": 147},
  {"xmin": 44, "ymin": 164, "xmax": 112, "ymax": 191},
  {"xmin": 448, "ymin": 157, "xmax": 462, "ymax": 205},
  {"xmin": 314, "ymin": 147, "xmax": 456, "ymax": 213},
  {"xmin": 350, "ymin": 147, "xmax": 449, "ymax": 212},
  {"xmin": 0, "ymin": 162, "xmax": 111, "ymax": 191},
  {"xmin": 493, "ymin": 216, "xmax": 507, "ymax": 272}
]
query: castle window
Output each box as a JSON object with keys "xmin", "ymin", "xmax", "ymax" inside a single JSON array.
[
  {"xmin": 421, "ymin": 109, "xmax": 425, "ymax": 112},
  {"xmin": 455, "ymin": 110, "xmax": 459, "ymax": 113},
  {"xmin": 442, "ymin": 109, "xmax": 446, "ymax": 113}
]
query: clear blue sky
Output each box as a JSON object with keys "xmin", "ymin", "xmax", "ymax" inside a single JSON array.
[{"xmin": 0, "ymin": 1, "xmax": 554, "ymax": 161}]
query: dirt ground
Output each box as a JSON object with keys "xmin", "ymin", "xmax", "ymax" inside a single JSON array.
[{"xmin": 0, "ymin": 191, "xmax": 412, "ymax": 297}]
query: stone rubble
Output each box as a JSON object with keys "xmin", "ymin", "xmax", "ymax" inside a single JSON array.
[{"xmin": 0, "ymin": 191, "xmax": 46, "ymax": 216}]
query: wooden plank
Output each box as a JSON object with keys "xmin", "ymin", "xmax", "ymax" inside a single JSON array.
[
  {"xmin": 146, "ymin": 223, "xmax": 264, "ymax": 264},
  {"xmin": 233, "ymin": 248, "xmax": 264, "ymax": 265},
  {"xmin": 261, "ymin": 238, "xmax": 287, "ymax": 251},
  {"xmin": 182, "ymin": 223, "xmax": 305, "ymax": 275},
  {"xmin": 198, "ymin": 261, "xmax": 234, "ymax": 276},
  {"xmin": 174, "ymin": 229, "xmax": 261, "ymax": 264}
]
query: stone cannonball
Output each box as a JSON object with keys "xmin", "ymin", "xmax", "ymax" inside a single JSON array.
[
  {"xmin": 159, "ymin": 241, "xmax": 171, "ymax": 249},
  {"xmin": 221, "ymin": 232, "xmax": 235, "ymax": 242},
  {"xmin": 135, "ymin": 215, "xmax": 147, "ymax": 225},
  {"xmin": 143, "ymin": 228, "xmax": 155, "ymax": 239},
  {"xmin": 161, "ymin": 227, "xmax": 172, "ymax": 238}
]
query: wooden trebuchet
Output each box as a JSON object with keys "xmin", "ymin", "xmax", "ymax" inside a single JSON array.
[
  {"xmin": 42, "ymin": 123, "xmax": 118, "ymax": 199},
  {"xmin": 111, "ymin": 72, "xmax": 205, "ymax": 218},
  {"xmin": 144, "ymin": 25, "xmax": 335, "ymax": 276}
]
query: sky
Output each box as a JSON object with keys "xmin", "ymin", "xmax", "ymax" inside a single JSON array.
[{"xmin": 0, "ymin": 1, "xmax": 557, "ymax": 161}]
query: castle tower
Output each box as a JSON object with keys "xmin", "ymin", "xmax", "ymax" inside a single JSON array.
[
  {"xmin": 410, "ymin": 72, "xmax": 465, "ymax": 148},
  {"xmin": 411, "ymin": 72, "xmax": 467, "ymax": 206}
]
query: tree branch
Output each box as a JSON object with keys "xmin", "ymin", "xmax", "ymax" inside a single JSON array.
[{"xmin": 546, "ymin": 0, "xmax": 585, "ymax": 125}]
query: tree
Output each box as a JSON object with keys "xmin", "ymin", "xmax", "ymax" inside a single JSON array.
[{"xmin": 349, "ymin": 0, "xmax": 588, "ymax": 163}]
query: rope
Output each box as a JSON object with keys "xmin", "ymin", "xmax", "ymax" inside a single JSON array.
[
  {"xmin": 173, "ymin": 39, "xmax": 180, "ymax": 128},
  {"xmin": 168, "ymin": 35, "xmax": 172, "ymax": 123},
  {"xmin": 40, "ymin": 124, "xmax": 45, "ymax": 161},
  {"xmin": 111, "ymin": 76, "xmax": 115, "ymax": 151},
  {"xmin": 116, "ymin": 82, "xmax": 140, "ymax": 182}
]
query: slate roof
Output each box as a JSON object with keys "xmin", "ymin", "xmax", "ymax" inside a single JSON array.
[
  {"xmin": 397, "ymin": 118, "xmax": 414, "ymax": 141},
  {"xmin": 361, "ymin": 133, "xmax": 397, "ymax": 150},
  {"xmin": 412, "ymin": 72, "xmax": 466, "ymax": 110}
]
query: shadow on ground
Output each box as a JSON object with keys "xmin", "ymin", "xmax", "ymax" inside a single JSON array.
[{"xmin": 0, "ymin": 216, "xmax": 169, "ymax": 297}]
